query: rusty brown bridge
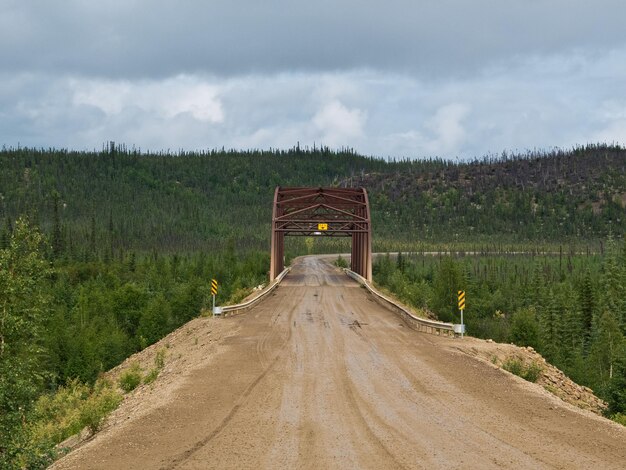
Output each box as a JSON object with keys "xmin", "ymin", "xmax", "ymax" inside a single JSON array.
[{"xmin": 269, "ymin": 187, "xmax": 372, "ymax": 282}]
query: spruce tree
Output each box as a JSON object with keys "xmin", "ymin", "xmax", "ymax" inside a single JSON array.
[
  {"xmin": 51, "ymin": 191, "xmax": 64, "ymax": 258},
  {"xmin": 537, "ymin": 289, "xmax": 561, "ymax": 363},
  {"xmin": 599, "ymin": 236, "xmax": 626, "ymax": 333},
  {"xmin": 89, "ymin": 213, "xmax": 97, "ymax": 260},
  {"xmin": 579, "ymin": 270, "xmax": 596, "ymax": 349},
  {"xmin": 606, "ymin": 353, "xmax": 626, "ymax": 415},
  {"xmin": 589, "ymin": 310, "xmax": 624, "ymax": 390}
]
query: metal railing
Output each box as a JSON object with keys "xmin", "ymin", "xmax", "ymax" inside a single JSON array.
[
  {"xmin": 344, "ymin": 269, "xmax": 456, "ymax": 337},
  {"xmin": 219, "ymin": 267, "xmax": 291, "ymax": 317}
]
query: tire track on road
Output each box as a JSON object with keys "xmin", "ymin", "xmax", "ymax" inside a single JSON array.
[{"xmin": 161, "ymin": 292, "xmax": 298, "ymax": 470}]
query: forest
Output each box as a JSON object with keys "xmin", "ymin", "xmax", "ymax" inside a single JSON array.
[
  {"xmin": 373, "ymin": 240, "xmax": 626, "ymax": 424},
  {"xmin": 0, "ymin": 143, "xmax": 625, "ymax": 467},
  {"xmin": 1, "ymin": 143, "xmax": 625, "ymax": 254}
]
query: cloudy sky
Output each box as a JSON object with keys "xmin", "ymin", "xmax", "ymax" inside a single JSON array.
[{"xmin": 2, "ymin": 1, "xmax": 626, "ymax": 159}]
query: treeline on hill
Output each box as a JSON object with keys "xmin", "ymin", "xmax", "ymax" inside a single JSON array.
[
  {"xmin": 0, "ymin": 144, "xmax": 392, "ymax": 255},
  {"xmin": 1, "ymin": 144, "xmax": 625, "ymax": 254},
  {"xmin": 353, "ymin": 144, "xmax": 626, "ymax": 243},
  {"xmin": 373, "ymin": 237, "xmax": 626, "ymax": 422}
]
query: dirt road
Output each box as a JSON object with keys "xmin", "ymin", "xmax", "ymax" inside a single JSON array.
[{"xmin": 53, "ymin": 256, "xmax": 626, "ymax": 469}]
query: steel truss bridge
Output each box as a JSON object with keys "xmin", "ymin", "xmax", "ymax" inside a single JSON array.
[{"xmin": 270, "ymin": 187, "xmax": 372, "ymax": 282}]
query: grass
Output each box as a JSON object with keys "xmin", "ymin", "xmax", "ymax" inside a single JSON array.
[
  {"xmin": 543, "ymin": 384, "xmax": 558, "ymax": 394},
  {"xmin": 502, "ymin": 357, "xmax": 543, "ymax": 383},
  {"xmin": 29, "ymin": 378, "xmax": 122, "ymax": 443},
  {"xmin": 17, "ymin": 376, "xmax": 123, "ymax": 469},
  {"xmin": 78, "ymin": 381, "xmax": 123, "ymax": 434},
  {"xmin": 226, "ymin": 286, "xmax": 254, "ymax": 305},
  {"xmin": 24, "ymin": 348, "xmax": 169, "ymax": 467},
  {"xmin": 612, "ymin": 413, "xmax": 626, "ymax": 426},
  {"xmin": 143, "ymin": 368, "xmax": 160, "ymax": 385},
  {"xmin": 144, "ymin": 348, "xmax": 167, "ymax": 385},
  {"xmin": 119, "ymin": 363, "xmax": 143, "ymax": 392}
]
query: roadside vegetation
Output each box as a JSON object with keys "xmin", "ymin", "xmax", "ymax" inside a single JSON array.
[
  {"xmin": 501, "ymin": 358, "xmax": 543, "ymax": 383},
  {"xmin": 0, "ymin": 219, "xmax": 267, "ymax": 468},
  {"xmin": 373, "ymin": 238, "xmax": 626, "ymax": 424}
]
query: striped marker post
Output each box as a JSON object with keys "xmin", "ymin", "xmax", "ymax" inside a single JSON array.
[
  {"xmin": 458, "ymin": 290, "xmax": 465, "ymax": 337},
  {"xmin": 211, "ymin": 279, "xmax": 218, "ymax": 313}
]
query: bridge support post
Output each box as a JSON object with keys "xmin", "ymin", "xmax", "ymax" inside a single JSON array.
[{"xmin": 270, "ymin": 187, "xmax": 284, "ymax": 280}]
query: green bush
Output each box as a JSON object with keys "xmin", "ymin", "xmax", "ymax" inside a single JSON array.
[
  {"xmin": 502, "ymin": 357, "xmax": 543, "ymax": 383},
  {"xmin": 227, "ymin": 286, "xmax": 252, "ymax": 304},
  {"xmin": 612, "ymin": 413, "xmax": 626, "ymax": 426},
  {"xmin": 509, "ymin": 307, "xmax": 541, "ymax": 350},
  {"xmin": 118, "ymin": 363, "xmax": 143, "ymax": 393},
  {"xmin": 78, "ymin": 386, "xmax": 122, "ymax": 434},
  {"xmin": 155, "ymin": 348, "xmax": 166, "ymax": 370},
  {"xmin": 522, "ymin": 362, "xmax": 543, "ymax": 383},
  {"xmin": 503, "ymin": 357, "xmax": 524, "ymax": 376},
  {"xmin": 29, "ymin": 378, "xmax": 123, "ymax": 443},
  {"xmin": 334, "ymin": 255, "xmax": 348, "ymax": 268},
  {"xmin": 143, "ymin": 368, "xmax": 159, "ymax": 385},
  {"xmin": 11, "ymin": 378, "xmax": 123, "ymax": 469},
  {"xmin": 144, "ymin": 348, "xmax": 167, "ymax": 385},
  {"xmin": 29, "ymin": 379, "xmax": 91, "ymax": 444}
]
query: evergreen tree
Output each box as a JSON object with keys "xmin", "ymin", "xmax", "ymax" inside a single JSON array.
[
  {"xmin": 431, "ymin": 257, "xmax": 463, "ymax": 322},
  {"xmin": 509, "ymin": 306, "xmax": 541, "ymax": 349},
  {"xmin": 396, "ymin": 251, "xmax": 405, "ymax": 272},
  {"xmin": 138, "ymin": 294, "xmax": 171, "ymax": 348},
  {"xmin": 0, "ymin": 217, "xmax": 12, "ymax": 251},
  {"xmin": 51, "ymin": 191, "xmax": 64, "ymax": 259},
  {"xmin": 107, "ymin": 209, "xmax": 114, "ymax": 262},
  {"xmin": 599, "ymin": 236, "xmax": 624, "ymax": 331},
  {"xmin": 529, "ymin": 262, "xmax": 546, "ymax": 309},
  {"xmin": 589, "ymin": 310, "xmax": 624, "ymax": 390},
  {"xmin": 0, "ymin": 218, "xmax": 51, "ymax": 461},
  {"xmin": 579, "ymin": 270, "xmax": 596, "ymax": 349},
  {"xmin": 606, "ymin": 353, "xmax": 626, "ymax": 415},
  {"xmin": 89, "ymin": 213, "xmax": 97, "ymax": 260},
  {"xmin": 537, "ymin": 289, "xmax": 561, "ymax": 363},
  {"xmin": 558, "ymin": 282, "xmax": 584, "ymax": 372}
]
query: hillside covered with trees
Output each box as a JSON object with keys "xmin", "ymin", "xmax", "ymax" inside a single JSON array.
[{"xmin": 1, "ymin": 144, "xmax": 625, "ymax": 257}]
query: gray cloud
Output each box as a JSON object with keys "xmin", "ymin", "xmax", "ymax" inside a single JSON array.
[
  {"xmin": 3, "ymin": 1, "xmax": 626, "ymax": 79},
  {"xmin": 2, "ymin": 45, "xmax": 625, "ymax": 159},
  {"xmin": 2, "ymin": 1, "xmax": 626, "ymax": 158}
]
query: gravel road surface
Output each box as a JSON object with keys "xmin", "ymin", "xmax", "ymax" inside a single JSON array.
[{"xmin": 53, "ymin": 256, "xmax": 626, "ymax": 469}]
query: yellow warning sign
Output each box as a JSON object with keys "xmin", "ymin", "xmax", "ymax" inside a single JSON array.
[
  {"xmin": 211, "ymin": 279, "xmax": 218, "ymax": 296},
  {"xmin": 317, "ymin": 223, "xmax": 328, "ymax": 231},
  {"xmin": 458, "ymin": 290, "xmax": 465, "ymax": 310}
]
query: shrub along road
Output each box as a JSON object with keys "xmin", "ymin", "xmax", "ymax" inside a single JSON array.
[{"xmin": 53, "ymin": 257, "xmax": 626, "ymax": 469}]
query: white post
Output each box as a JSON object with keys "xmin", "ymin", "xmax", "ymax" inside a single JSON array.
[{"xmin": 461, "ymin": 308, "xmax": 464, "ymax": 338}]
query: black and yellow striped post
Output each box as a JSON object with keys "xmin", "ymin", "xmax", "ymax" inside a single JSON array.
[
  {"xmin": 458, "ymin": 290, "xmax": 466, "ymax": 337},
  {"xmin": 211, "ymin": 279, "xmax": 218, "ymax": 313}
]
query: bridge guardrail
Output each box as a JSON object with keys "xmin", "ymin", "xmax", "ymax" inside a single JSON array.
[
  {"xmin": 344, "ymin": 269, "xmax": 456, "ymax": 337},
  {"xmin": 220, "ymin": 267, "xmax": 291, "ymax": 317}
]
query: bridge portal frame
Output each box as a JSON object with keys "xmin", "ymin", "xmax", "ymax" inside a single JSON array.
[{"xmin": 270, "ymin": 187, "xmax": 372, "ymax": 282}]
